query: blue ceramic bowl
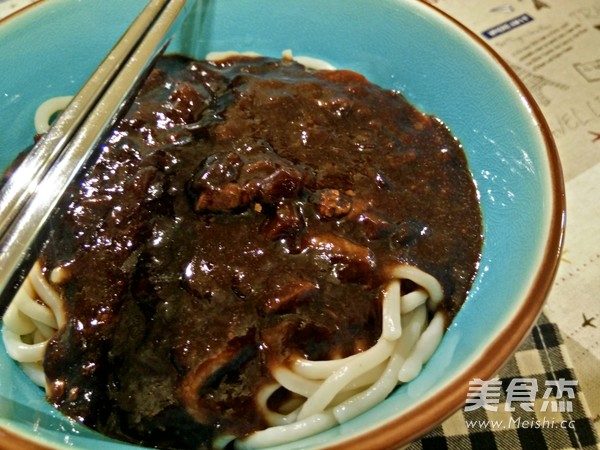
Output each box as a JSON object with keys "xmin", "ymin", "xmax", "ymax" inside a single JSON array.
[{"xmin": 0, "ymin": 0, "xmax": 564, "ymax": 449}]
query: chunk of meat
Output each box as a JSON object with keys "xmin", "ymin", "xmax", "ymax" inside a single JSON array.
[
  {"xmin": 311, "ymin": 189, "xmax": 352, "ymax": 218},
  {"xmin": 195, "ymin": 183, "xmax": 247, "ymax": 212},
  {"xmin": 301, "ymin": 232, "xmax": 374, "ymax": 282},
  {"xmin": 190, "ymin": 147, "xmax": 308, "ymax": 213},
  {"xmin": 263, "ymin": 279, "xmax": 317, "ymax": 313},
  {"xmin": 255, "ymin": 166, "xmax": 305, "ymax": 204},
  {"xmin": 261, "ymin": 201, "xmax": 304, "ymax": 240},
  {"xmin": 181, "ymin": 332, "xmax": 259, "ymax": 427}
]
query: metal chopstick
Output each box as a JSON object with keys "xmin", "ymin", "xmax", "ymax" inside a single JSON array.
[{"xmin": 0, "ymin": 0, "xmax": 191, "ymax": 313}]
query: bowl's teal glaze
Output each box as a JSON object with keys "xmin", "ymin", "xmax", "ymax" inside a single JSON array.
[{"xmin": 0, "ymin": 0, "xmax": 564, "ymax": 449}]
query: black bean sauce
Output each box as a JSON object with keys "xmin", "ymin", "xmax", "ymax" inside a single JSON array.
[{"xmin": 40, "ymin": 55, "xmax": 482, "ymax": 449}]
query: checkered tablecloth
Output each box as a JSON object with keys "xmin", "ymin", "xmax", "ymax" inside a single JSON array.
[{"xmin": 407, "ymin": 314, "xmax": 599, "ymax": 449}]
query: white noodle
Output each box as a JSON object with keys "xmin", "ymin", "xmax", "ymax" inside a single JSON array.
[
  {"xmin": 29, "ymin": 262, "xmax": 65, "ymax": 328},
  {"xmin": 381, "ymin": 279, "xmax": 401, "ymax": 340},
  {"xmin": 3, "ymin": 296, "xmax": 36, "ymax": 335},
  {"xmin": 293, "ymin": 352, "xmax": 362, "ymax": 380},
  {"xmin": 340, "ymin": 361, "xmax": 387, "ymax": 392},
  {"xmin": 49, "ymin": 266, "xmax": 70, "ymax": 284},
  {"xmin": 33, "ymin": 95, "xmax": 72, "ymax": 134},
  {"xmin": 254, "ymin": 383, "xmax": 302, "ymax": 427},
  {"xmin": 22, "ymin": 277, "xmax": 36, "ymax": 298},
  {"xmin": 272, "ymin": 367, "xmax": 320, "ymax": 398},
  {"xmin": 296, "ymin": 338, "xmax": 396, "ymax": 421},
  {"xmin": 1, "ymin": 261, "xmax": 65, "ymax": 387},
  {"xmin": 205, "ymin": 50, "xmax": 262, "ymax": 61},
  {"xmin": 333, "ymin": 305, "xmax": 427, "ymax": 424},
  {"xmin": 14, "ymin": 293, "xmax": 57, "ymax": 328},
  {"xmin": 31, "ymin": 319, "xmax": 56, "ymax": 341},
  {"xmin": 388, "ymin": 264, "xmax": 444, "ymax": 310},
  {"xmin": 20, "ymin": 362, "xmax": 47, "ymax": 387},
  {"xmin": 2, "ymin": 329, "xmax": 47, "ymax": 363},
  {"xmin": 401, "ymin": 288, "xmax": 428, "ymax": 313},
  {"xmin": 255, "ymin": 384, "xmax": 288, "ymax": 426},
  {"xmin": 239, "ymin": 410, "xmax": 338, "ymax": 449},
  {"xmin": 281, "ymin": 49, "xmax": 337, "ymax": 70},
  {"xmin": 206, "ymin": 49, "xmax": 336, "ymax": 71},
  {"xmin": 398, "ymin": 309, "xmax": 445, "ymax": 383}
]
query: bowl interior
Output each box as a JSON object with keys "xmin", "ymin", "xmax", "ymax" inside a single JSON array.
[{"xmin": 0, "ymin": 0, "xmax": 560, "ymax": 449}]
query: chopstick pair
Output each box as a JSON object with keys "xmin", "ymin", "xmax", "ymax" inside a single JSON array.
[{"xmin": 0, "ymin": 0, "xmax": 192, "ymax": 314}]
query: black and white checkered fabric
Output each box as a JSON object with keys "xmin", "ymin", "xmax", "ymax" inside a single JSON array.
[{"xmin": 407, "ymin": 314, "xmax": 599, "ymax": 450}]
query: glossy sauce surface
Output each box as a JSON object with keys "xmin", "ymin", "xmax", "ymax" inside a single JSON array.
[{"xmin": 41, "ymin": 55, "xmax": 482, "ymax": 448}]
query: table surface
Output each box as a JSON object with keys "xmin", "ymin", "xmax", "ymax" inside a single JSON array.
[{"xmin": 0, "ymin": 0, "xmax": 599, "ymax": 449}]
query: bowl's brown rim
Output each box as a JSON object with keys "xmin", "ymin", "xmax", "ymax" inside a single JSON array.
[
  {"xmin": 326, "ymin": 1, "xmax": 567, "ymax": 449},
  {"xmin": 0, "ymin": 428, "xmax": 53, "ymax": 450},
  {"xmin": 0, "ymin": 0, "xmax": 566, "ymax": 449}
]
